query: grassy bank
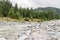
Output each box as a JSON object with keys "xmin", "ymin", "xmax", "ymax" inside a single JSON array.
[{"xmin": 0, "ymin": 17, "xmax": 49, "ymax": 22}]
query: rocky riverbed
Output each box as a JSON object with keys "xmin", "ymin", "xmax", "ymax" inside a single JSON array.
[{"xmin": 0, "ymin": 20, "xmax": 60, "ymax": 40}]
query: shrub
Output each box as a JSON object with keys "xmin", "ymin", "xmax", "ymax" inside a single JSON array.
[{"xmin": 24, "ymin": 17, "xmax": 30, "ymax": 21}]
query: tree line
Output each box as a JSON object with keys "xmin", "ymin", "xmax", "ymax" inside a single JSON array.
[{"xmin": 0, "ymin": 0, "xmax": 60, "ymax": 21}]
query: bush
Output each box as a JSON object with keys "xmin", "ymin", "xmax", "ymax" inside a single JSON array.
[{"xmin": 24, "ymin": 17, "xmax": 30, "ymax": 21}]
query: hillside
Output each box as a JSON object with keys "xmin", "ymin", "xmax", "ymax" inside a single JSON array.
[{"xmin": 34, "ymin": 7, "xmax": 60, "ymax": 14}]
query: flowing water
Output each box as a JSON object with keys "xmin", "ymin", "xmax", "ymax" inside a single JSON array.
[{"xmin": 0, "ymin": 20, "xmax": 60, "ymax": 40}]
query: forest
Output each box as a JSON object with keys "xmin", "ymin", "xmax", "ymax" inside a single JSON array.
[{"xmin": 0, "ymin": 0, "xmax": 60, "ymax": 21}]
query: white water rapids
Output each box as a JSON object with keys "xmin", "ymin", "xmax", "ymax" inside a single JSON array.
[{"xmin": 0, "ymin": 20, "xmax": 60, "ymax": 40}]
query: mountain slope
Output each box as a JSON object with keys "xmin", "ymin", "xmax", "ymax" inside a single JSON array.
[{"xmin": 34, "ymin": 7, "xmax": 60, "ymax": 14}]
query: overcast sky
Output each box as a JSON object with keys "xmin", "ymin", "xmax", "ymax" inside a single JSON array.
[{"xmin": 10, "ymin": 0, "xmax": 60, "ymax": 8}]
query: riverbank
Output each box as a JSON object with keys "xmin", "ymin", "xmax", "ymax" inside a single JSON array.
[{"xmin": 0, "ymin": 17, "xmax": 50, "ymax": 22}]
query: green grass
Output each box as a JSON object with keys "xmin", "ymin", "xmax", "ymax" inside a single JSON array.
[{"xmin": 0, "ymin": 17, "xmax": 50, "ymax": 22}]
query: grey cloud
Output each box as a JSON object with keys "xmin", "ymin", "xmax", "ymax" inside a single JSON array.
[{"xmin": 10, "ymin": 0, "xmax": 60, "ymax": 8}]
